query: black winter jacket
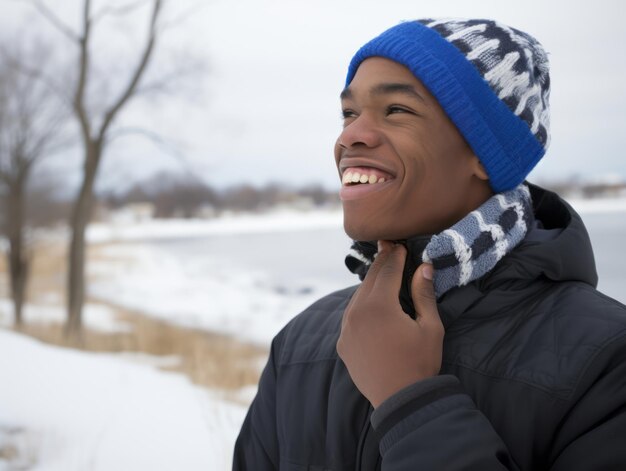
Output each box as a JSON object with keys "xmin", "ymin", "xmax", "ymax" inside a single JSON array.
[{"xmin": 233, "ymin": 186, "xmax": 626, "ymax": 470}]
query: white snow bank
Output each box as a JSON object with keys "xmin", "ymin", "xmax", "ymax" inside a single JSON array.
[
  {"xmin": 0, "ymin": 299, "xmax": 132, "ymax": 334},
  {"xmin": 88, "ymin": 243, "xmax": 331, "ymax": 346},
  {"xmin": 0, "ymin": 329, "xmax": 247, "ymax": 471},
  {"xmin": 87, "ymin": 208, "xmax": 343, "ymax": 244},
  {"xmin": 568, "ymin": 197, "xmax": 626, "ymax": 213}
]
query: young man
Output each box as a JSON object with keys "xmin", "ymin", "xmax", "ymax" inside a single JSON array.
[{"xmin": 234, "ymin": 19, "xmax": 626, "ymax": 470}]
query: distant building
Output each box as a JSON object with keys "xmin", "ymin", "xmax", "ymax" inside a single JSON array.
[
  {"xmin": 194, "ymin": 204, "xmax": 218, "ymax": 219},
  {"xmin": 581, "ymin": 182, "xmax": 626, "ymax": 199},
  {"xmin": 543, "ymin": 177, "xmax": 626, "ymax": 200}
]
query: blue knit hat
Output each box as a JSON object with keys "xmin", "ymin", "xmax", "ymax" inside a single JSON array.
[{"xmin": 346, "ymin": 19, "xmax": 551, "ymax": 193}]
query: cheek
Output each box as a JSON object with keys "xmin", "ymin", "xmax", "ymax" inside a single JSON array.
[
  {"xmin": 333, "ymin": 139, "xmax": 341, "ymax": 161},
  {"xmin": 333, "ymin": 140, "xmax": 344, "ymax": 175},
  {"xmin": 408, "ymin": 128, "xmax": 473, "ymax": 187},
  {"xmin": 396, "ymin": 157, "xmax": 460, "ymax": 235}
]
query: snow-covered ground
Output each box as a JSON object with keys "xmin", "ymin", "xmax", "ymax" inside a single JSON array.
[
  {"xmin": 0, "ymin": 299, "xmax": 132, "ymax": 334},
  {"xmin": 568, "ymin": 196, "xmax": 626, "ymax": 214},
  {"xmin": 0, "ymin": 209, "xmax": 350, "ymax": 470},
  {"xmin": 87, "ymin": 208, "xmax": 355, "ymax": 347},
  {"xmin": 88, "ymin": 242, "xmax": 340, "ymax": 346},
  {"xmin": 0, "ymin": 330, "xmax": 246, "ymax": 471},
  {"xmin": 86, "ymin": 207, "xmax": 344, "ymax": 244}
]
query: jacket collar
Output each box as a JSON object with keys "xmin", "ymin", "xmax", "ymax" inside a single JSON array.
[{"xmin": 440, "ymin": 184, "xmax": 598, "ymax": 327}]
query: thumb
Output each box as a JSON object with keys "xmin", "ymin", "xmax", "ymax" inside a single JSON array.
[
  {"xmin": 411, "ymin": 264, "xmax": 440, "ymax": 324},
  {"xmin": 369, "ymin": 241, "xmax": 407, "ymax": 295}
]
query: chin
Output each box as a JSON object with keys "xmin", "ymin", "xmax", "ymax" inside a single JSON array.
[
  {"xmin": 343, "ymin": 214, "xmax": 436, "ymax": 241},
  {"xmin": 343, "ymin": 217, "xmax": 401, "ymax": 242},
  {"xmin": 343, "ymin": 217, "xmax": 373, "ymax": 241}
]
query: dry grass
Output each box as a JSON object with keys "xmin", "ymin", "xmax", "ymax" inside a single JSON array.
[
  {"xmin": 2, "ymin": 240, "xmax": 267, "ymax": 395},
  {"xmin": 16, "ymin": 305, "xmax": 267, "ymax": 391}
]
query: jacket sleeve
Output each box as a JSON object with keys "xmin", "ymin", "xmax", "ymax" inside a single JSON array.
[
  {"xmin": 372, "ymin": 337, "xmax": 626, "ymax": 471},
  {"xmin": 371, "ymin": 375, "xmax": 519, "ymax": 470},
  {"xmin": 232, "ymin": 333, "xmax": 283, "ymax": 470}
]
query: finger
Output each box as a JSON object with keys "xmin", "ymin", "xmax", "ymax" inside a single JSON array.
[
  {"xmin": 344, "ymin": 241, "xmax": 388, "ymax": 311},
  {"xmin": 371, "ymin": 242, "xmax": 407, "ymax": 296},
  {"xmin": 342, "ymin": 241, "xmax": 393, "ymax": 327},
  {"xmin": 341, "ymin": 288, "xmax": 358, "ymax": 328},
  {"xmin": 358, "ymin": 240, "xmax": 394, "ymax": 288},
  {"xmin": 410, "ymin": 264, "xmax": 442, "ymax": 327}
]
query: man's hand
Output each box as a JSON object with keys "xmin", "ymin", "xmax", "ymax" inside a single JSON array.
[{"xmin": 336, "ymin": 240, "xmax": 444, "ymax": 408}]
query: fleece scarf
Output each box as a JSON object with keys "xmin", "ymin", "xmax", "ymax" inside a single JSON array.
[{"xmin": 345, "ymin": 184, "xmax": 534, "ymax": 311}]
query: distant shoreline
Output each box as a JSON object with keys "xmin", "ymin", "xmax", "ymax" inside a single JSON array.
[
  {"xmin": 86, "ymin": 196, "xmax": 626, "ymax": 244},
  {"xmin": 567, "ymin": 197, "xmax": 626, "ymax": 214}
]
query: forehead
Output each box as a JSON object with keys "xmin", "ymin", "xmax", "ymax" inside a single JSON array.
[{"xmin": 341, "ymin": 57, "xmax": 433, "ymax": 101}]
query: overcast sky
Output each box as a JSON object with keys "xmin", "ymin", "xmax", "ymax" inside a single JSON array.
[{"xmin": 2, "ymin": 0, "xmax": 625, "ymax": 191}]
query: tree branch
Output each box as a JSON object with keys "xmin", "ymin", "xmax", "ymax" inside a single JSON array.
[
  {"xmin": 29, "ymin": 0, "xmax": 81, "ymax": 42},
  {"xmin": 0, "ymin": 49, "xmax": 72, "ymax": 107},
  {"xmin": 105, "ymin": 125, "xmax": 189, "ymax": 166},
  {"xmin": 1, "ymin": 46, "xmax": 68, "ymax": 184},
  {"xmin": 74, "ymin": 0, "xmax": 93, "ymax": 140},
  {"xmin": 98, "ymin": 0, "xmax": 163, "ymax": 137},
  {"xmin": 158, "ymin": 1, "xmax": 205, "ymax": 33},
  {"xmin": 134, "ymin": 59, "xmax": 205, "ymax": 97},
  {"xmin": 92, "ymin": 0, "xmax": 151, "ymax": 24},
  {"xmin": 26, "ymin": 112, "xmax": 70, "ymax": 163}
]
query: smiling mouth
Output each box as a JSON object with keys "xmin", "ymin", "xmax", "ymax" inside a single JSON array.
[{"xmin": 341, "ymin": 166, "xmax": 393, "ymax": 186}]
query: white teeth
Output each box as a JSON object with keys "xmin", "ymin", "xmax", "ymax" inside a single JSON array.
[{"xmin": 342, "ymin": 169, "xmax": 389, "ymax": 185}]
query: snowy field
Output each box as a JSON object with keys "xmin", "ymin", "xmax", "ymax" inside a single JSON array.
[
  {"xmin": 2, "ymin": 201, "xmax": 626, "ymax": 470},
  {"xmin": 0, "ymin": 330, "xmax": 245, "ymax": 471}
]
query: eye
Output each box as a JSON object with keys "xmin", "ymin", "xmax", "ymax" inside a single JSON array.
[
  {"xmin": 341, "ymin": 108, "xmax": 357, "ymax": 120},
  {"xmin": 386, "ymin": 105, "xmax": 414, "ymax": 115}
]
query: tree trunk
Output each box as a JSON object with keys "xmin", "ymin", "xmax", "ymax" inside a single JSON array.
[
  {"xmin": 65, "ymin": 140, "xmax": 101, "ymax": 336},
  {"xmin": 7, "ymin": 176, "xmax": 28, "ymax": 327}
]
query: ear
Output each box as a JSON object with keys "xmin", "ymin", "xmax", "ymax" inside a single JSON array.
[{"xmin": 470, "ymin": 155, "xmax": 489, "ymax": 181}]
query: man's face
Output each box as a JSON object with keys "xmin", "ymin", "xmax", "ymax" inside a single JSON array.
[{"xmin": 335, "ymin": 57, "xmax": 491, "ymax": 241}]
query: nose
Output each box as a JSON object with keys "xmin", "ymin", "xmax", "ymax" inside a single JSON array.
[{"xmin": 336, "ymin": 114, "xmax": 382, "ymax": 150}]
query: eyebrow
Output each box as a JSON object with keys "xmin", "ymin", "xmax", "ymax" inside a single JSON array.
[{"xmin": 340, "ymin": 83, "xmax": 426, "ymax": 103}]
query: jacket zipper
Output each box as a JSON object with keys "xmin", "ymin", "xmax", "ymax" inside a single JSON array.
[{"xmin": 356, "ymin": 405, "xmax": 381, "ymax": 470}]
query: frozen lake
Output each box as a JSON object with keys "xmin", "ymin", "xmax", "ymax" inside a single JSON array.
[
  {"xmin": 145, "ymin": 227, "xmax": 358, "ymax": 296},
  {"xmin": 578, "ymin": 211, "xmax": 626, "ymax": 303}
]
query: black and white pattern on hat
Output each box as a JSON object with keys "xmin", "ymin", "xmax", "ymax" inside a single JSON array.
[{"xmin": 419, "ymin": 19, "xmax": 550, "ymax": 148}]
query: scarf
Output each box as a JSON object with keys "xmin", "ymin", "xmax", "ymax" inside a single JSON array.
[{"xmin": 345, "ymin": 184, "xmax": 534, "ymax": 315}]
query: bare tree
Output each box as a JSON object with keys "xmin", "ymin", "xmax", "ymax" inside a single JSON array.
[
  {"xmin": 0, "ymin": 43, "xmax": 69, "ymax": 326},
  {"xmin": 26, "ymin": 0, "xmax": 174, "ymax": 335}
]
